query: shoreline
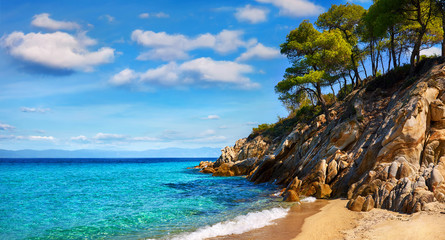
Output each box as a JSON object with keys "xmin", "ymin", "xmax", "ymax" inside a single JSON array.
[
  {"xmin": 209, "ymin": 200, "xmax": 328, "ymax": 240},
  {"xmin": 208, "ymin": 198, "xmax": 445, "ymax": 240}
]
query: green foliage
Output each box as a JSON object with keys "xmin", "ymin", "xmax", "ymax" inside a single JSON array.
[
  {"xmin": 252, "ymin": 123, "xmax": 273, "ymax": 133},
  {"xmin": 276, "ymin": 20, "xmax": 352, "ymax": 110},
  {"xmin": 337, "ymin": 84, "xmax": 354, "ymax": 101},
  {"xmin": 366, "ymin": 0, "xmax": 443, "ymax": 65},
  {"xmin": 322, "ymin": 93, "xmax": 336, "ymax": 106},
  {"xmin": 249, "ymin": 105, "xmax": 322, "ymax": 141},
  {"xmin": 316, "ymin": 3, "xmax": 366, "ymax": 45}
]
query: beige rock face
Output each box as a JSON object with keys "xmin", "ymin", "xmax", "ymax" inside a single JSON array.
[{"xmin": 208, "ymin": 60, "xmax": 445, "ymax": 213}]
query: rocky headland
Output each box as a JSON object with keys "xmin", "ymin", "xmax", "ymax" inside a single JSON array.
[{"xmin": 197, "ymin": 58, "xmax": 445, "ymax": 213}]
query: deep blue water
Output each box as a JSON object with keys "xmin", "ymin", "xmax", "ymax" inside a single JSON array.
[{"xmin": 0, "ymin": 158, "xmax": 282, "ymax": 239}]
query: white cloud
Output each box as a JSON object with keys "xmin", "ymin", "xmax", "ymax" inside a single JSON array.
[
  {"xmin": 109, "ymin": 68, "xmax": 138, "ymax": 86},
  {"xmin": 136, "ymin": 48, "xmax": 189, "ymax": 61},
  {"xmin": 31, "ymin": 13, "xmax": 80, "ymax": 31},
  {"xmin": 110, "ymin": 57, "xmax": 258, "ymax": 89},
  {"xmin": 235, "ymin": 5, "xmax": 268, "ymax": 24},
  {"xmin": 93, "ymin": 133, "xmax": 126, "ymax": 141},
  {"xmin": 70, "ymin": 134, "xmax": 158, "ymax": 143},
  {"xmin": 0, "ymin": 134, "xmax": 55, "ymax": 141},
  {"xmin": 153, "ymin": 12, "xmax": 169, "ymax": 18},
  {"xmin": 138, "ymin": 12, "xmax": 169, "ymax": 19},
  {"xmin": 139, "ymin": 62, "xmax": 180, "ymax": 86},
  {"xmin": 236, "ymin": 43, "xmax": 280, "ymax": 61},
  {"xmin": 131, "ymin": 29, "xmax": 255, "ymax": 60},
  {"xmin": 15, "ymin": 135, "xmax": 55, "ymax": 141},
  {"xmin": 246, "ymin": 121, "xmax": 259, "ymax": 125},
  {"xmin": 420, "ymin": 46, "xmax": 442, "ymax": 57},
  {"xmin": 0, "ymin": 123, "xmax": 15, "ymax": 131},
  {"xmin": 180, "ymin": 57, "xmax": 255, "ymax": 86},
  {"xmin": 256, "ymin": 0, "xmax": 324, "ymax": 17},
  {"xmin": 139, "ymin": 13, "xmax": 150, "ymax": 19},
  {"xmin": 100, "ymin": 14, "xmax": 115, "ymax": 23},
  {"xmin": 202, "ymin": 115, "xmax": 220, "ymax": 120},
  {"xmin": 70, "ymin": 135, "xmax": 89, "ymax": 141},
  {"xmin": 131, "ymin": 136, "xmax": 159, "ymax": 141},
  {"xmin": 20, "ymin": 107, "xmax": 51, "ymax": 113},
  {"xmin": 1, "ymin": 31, "xmax": 115, "ymax": 71}
]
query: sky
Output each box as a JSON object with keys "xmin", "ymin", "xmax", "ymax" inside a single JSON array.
[{"xmin": 0, "ymin": 0, "xmax": 381, "ymax": 151}]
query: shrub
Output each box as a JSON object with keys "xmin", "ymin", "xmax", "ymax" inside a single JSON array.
[{"xmin": 366, "ymin": 64, "xmax": 410, "ymax": 92}]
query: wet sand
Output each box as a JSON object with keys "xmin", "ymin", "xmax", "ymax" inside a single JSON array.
[
  {"xmin": 209, "ymin": 200, "xmax": 328, "ymax": 240},
  {"xmin": 209, "ymin": 198, "xmax": 445, "ymax": 240}
]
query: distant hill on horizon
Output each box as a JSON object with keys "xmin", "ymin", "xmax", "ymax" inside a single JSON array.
[{"xmin": 0, "ymin": 147, "xmax": 222, "ymax": 158}]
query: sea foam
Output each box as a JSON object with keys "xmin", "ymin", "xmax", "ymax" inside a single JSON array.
[
  {"xmin": 300, "ymin": 196, "xmax": 317, "ymax": 203},
  {"xmin": 169, "ymin": 207, "xmax": 290, "ymax": 240}
]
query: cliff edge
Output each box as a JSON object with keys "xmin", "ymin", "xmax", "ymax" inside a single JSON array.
[{"xmin": 198, "ymin": 59, "xmax": 445, "ymax": 213}]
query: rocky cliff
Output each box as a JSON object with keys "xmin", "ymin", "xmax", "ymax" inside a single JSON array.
[{"xmin": 198, "ymin": 59, "xmax": 445, "ymax": 213}]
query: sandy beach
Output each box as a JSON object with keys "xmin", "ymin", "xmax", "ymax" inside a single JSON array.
[
  {"xmin": 213, "ymin": 198, "xmax": 445, "ymax": 240},
  {"xmin": 296, "ymin": 199, "xmax": 445, "ymax": 240}
]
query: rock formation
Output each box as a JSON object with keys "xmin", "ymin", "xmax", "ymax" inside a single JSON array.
[{"xmin": 196, "ymin": 59, "xmax": 445, "ymax": 213}]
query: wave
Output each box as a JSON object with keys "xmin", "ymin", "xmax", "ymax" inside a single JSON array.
[
  {"xmin": 168, "ymin": 207, "xmax": 290, "ymax": 240},
  {"xmin": 300, "ymin": 196, "xmax": 316, "ymax": 203}
]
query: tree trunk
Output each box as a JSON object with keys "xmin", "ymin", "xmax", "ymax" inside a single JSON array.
[
  {"xmin": 361, "ymin": 59, "xmax": 368, "ymax": 78},
  {"xmin": 329, "ymin": 83, "xmax": 336, "ymax": 102},
  {"xmin": 370, "ymin": 41, "xmax": 376, "ymax": 76},
  {"xmin": 388, "ymin": 50, "xmax": 392, "ymax": 72},
  {"xmin": 348, "ymin": 70, "xmax": 355, "ymax": 87},
  {"xmin": 380, "ymin": 53, "xmax": 385, "ymax": 74},
  {"xmin": 376, "ymin": 47, "xmax": 381, "ymax": 75},
  {"xmin": 410, "ymin": 32, "xmax": 424, "ymax": 72},
  {"xmin": 390, "ymin": 26, "xmax": 397, "ymax": 68},
  {"xmin": 315, "ymin": 82, "xmax": 329, "ymax": 122},
  {"xmin": 351, "ymin": 53, "xmax": 361, "ymax": 88}
]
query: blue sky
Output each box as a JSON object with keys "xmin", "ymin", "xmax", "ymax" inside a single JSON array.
[{"xmin": 0, "ymin": 0, "xmax": 376, "ymax": 151}]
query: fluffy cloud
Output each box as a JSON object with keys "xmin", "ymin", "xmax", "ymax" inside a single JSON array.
[
  {"xmin": 0, "ymin": 123, "xmax": 15, "ymax": 131},
  {"xmin": 256, "ymin": 0, "xmax": 324, "ymax": 17},
  {"xmin": 20, "ymin": 107, "xmax": 51, "ymax": 113},
  {"xmin": 0, "ymin": 135, "xmax": 55, "ymax": 141},
  {"xmin": 136, "ymin": 48, "xmax": 189, "ymax": 61},
  {"xmin": 109, "ymin": 68, "xmax": 138, "ymax": 86},
  {"xmin": 110, "ymin": 57, "xmax": 259, "ymax": 89},
  {"xmin": 1, "ymin": 31, "xmax": 115, "ymax": 71},
  {"xmin": 420, "ymin": 47, "xmax": 442, "ymax": 57},
  {"xmin": 236, "ymin": 43, "xmax": 280, "ymax": 61},
  {"xmin": 31, "ymin": 13, "xmax": 80, "ymax": 31},
  {"xmin": 15, "ymin": 135, "xmax": 55, "ymax": 141},
  {"xmin": 202, "ymin": 115, "xmax": 220, "ymax": 120},
  {"xmin": 235, "ymin": 5, "xmax": 268, "ymax": 24},
  {"xmin": 131, "ymin": 29, "xmax": 256, "ymax": 61}
]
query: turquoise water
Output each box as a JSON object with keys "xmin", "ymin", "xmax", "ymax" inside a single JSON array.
[{"xmin": 0, "ymin": 158, "xmax": 282, "ymax": 239}]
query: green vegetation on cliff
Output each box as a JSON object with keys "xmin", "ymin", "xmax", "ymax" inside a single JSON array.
[{"xmin": 252, "ymin": 1, "xmax": 445, "ymax": 141}]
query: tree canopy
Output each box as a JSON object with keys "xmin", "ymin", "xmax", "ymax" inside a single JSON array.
[{"xmin": 276, "ymin": 1, "xmax": 445, "ymax": 114}]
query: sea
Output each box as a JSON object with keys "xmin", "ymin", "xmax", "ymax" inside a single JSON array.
[{"xmin": 0, "ymin": 158, "xmax": 305, "ymax": 240}]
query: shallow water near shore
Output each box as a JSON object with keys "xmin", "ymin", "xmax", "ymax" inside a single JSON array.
[{"xmin": 0, "ymin": 158, "xmax": 290, "ymax": 240}]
